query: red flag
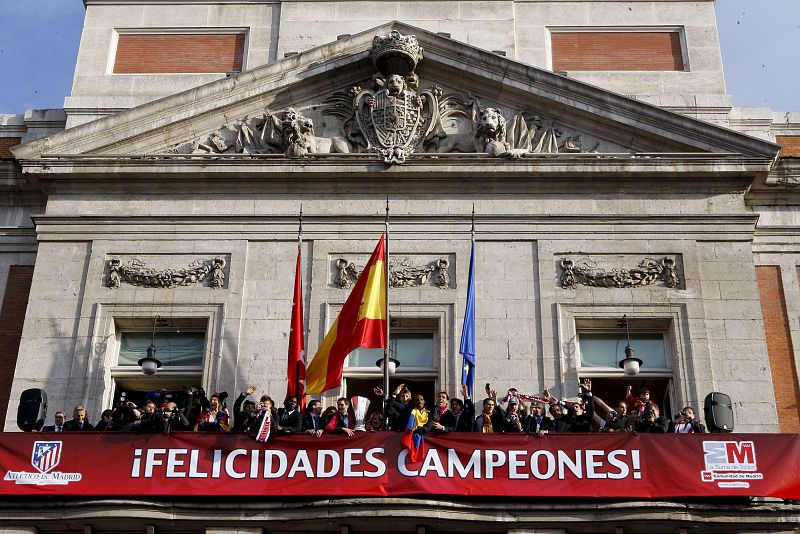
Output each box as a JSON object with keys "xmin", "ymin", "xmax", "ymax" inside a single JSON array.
[{"xmin": 286, "ymin": 244, "xmax": 306, "ymax": 410}]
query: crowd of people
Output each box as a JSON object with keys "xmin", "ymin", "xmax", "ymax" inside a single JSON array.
[{"xmin": 40, "ymin": 380, "xmax": 706, "ymax": 435}]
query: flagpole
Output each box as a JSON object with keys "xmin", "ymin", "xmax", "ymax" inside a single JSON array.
[
  {"xmin": 459, "ymin": 204, "xmax": 477, "ymax": 400},
  {"xmin": 382, "ymin": 197, "xmax": 391, "ymax": 429},
  {"xmin": 296, "ymin": 204, "xmax": 304, "ymax": 401}
]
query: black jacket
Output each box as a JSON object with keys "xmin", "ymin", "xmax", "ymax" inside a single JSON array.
[
  {"xmin": 472, "ymin": 405, "xmax": 506, "ymax": 433},
  {"xmin": 63, "ymin": 420, "xmax": 94, "ymax": 431},
  {"xmin": 275, "ymin": 408, "xmax": 303, "ymax": 433},
  {"xmin": 438, "ymin": 399, "xmax": 475, "ymax": 432}
]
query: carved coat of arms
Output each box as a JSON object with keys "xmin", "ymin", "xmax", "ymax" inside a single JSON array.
[
  {"xmin": 350, "ymin": 31, "xmax": 439, "ymax": 164},
  {"xmin": 355, "ymin": 74, "xmax": 437, "ymax": 163}
]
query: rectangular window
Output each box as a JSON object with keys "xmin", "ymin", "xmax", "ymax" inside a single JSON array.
[
  {"xmin": 578, "ymin": 332, "xmax": 668, "ymax": 370},
  {"xmin": 777, "ymin": 136, "xmax": 800, "ymax": 157},
  {"xmin": 551, "ymin": 31, "xmax": 685, "ymax": 71},
  {"xmin": 576, "ymin": 325, "xmax": 674, "ymax": 419},
  {"xmin": 118, "ymin": 331, "xmax": 205, "ymax": 367},
  {"xmin": 111, "ymin": 318, "xmax": 206, "ymax": 399},
  {"xmin": 113, "ymin": 33, "xmax": 246, "ymax": 74},
  {"xmin": 343, "ymin": 319, "xmax": 439, "ymax": 402},
  {"xmin": 348, "ymin": 333, "xmax": 435, "ymax": 369}
]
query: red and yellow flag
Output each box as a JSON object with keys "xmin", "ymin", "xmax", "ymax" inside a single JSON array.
[{"xmin": 305, "ymin": 234, "xmax": 387, "ymax": 394}]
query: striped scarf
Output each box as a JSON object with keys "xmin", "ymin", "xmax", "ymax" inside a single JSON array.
[{"xmin": 482, "ymin": 414, "xmax": 493, "ymax": 434}]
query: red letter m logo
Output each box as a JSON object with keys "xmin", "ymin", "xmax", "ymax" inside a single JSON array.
[{"xmin": 725, "ymin": 441, "xmax": 755, "ymax": 465}]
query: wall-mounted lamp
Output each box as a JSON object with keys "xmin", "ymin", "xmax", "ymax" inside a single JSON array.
[
  {"xmin": 617, "ymin": 314, "xmax": 644, "ymax": 376},
  {"xmin": 138, "ymin": 315, "xmax": 163, "ymax": 375},
  {"xmin": 376, "ymin": 355, "xmax": 400, "ymax": 376}
]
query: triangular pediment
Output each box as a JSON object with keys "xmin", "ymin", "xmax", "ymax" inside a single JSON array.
[{"xmin": 13, "ymin": 21, "xmax": 779, "ymax": 164}]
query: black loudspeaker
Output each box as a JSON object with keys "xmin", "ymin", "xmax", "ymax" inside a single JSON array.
[
  {"xmin": 704, "ymin": 391, "xmax": 734, "ymax": 433},
  {"xmin": 17, "ymin": 388, "xmax": 47, "ymax": 432}
]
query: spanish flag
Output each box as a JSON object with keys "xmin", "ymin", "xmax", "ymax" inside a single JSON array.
[{"xmin": 305, "ymin": 235, "xmax": 387, "ymax": 394}]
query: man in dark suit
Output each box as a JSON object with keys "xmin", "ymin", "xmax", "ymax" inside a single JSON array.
[
  {"xmin": 274, "ymin": 396, "xmax": 302, "ymax": 434},
  {"xmin": 302, "ymin": 399, "xmax": 324, "ymax": 437},
  {"xmin": 41, "ymin": 411, "xmax": 66, "ymax": 432},
  {"xmin": 523, "ymin": 403, "xmax": 552, "ymax": 436},
  {"xmin": 63, "ymin": 406, "xmax": 94, "ymax": 431},
  {"xmin": 435, "ymin": 385, "xmax": 475, "ymax": 432},
  {"xmin": 472, "ymin": 394, "xmax": 505, "ymax": 433}
]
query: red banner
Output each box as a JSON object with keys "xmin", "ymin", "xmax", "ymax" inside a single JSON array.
[{"xmin": 1, "ymin": 432, "xmax": 799, "ymax": 499}]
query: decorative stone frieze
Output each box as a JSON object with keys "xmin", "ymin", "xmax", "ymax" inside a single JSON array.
[
  {"xmin": 105, "ymin": 257, "xmax": 227, "ymax": 289},
  {"xmin": 559, "ymin": 256, "xmax": 680, "ymax": 289},
  {"xmin": 334, "ymin": 256, "xmax": 451, "ymax": 289},
  {"xmin": 165, "ymin": 30, "xmax": 609, "ymax": 163}
]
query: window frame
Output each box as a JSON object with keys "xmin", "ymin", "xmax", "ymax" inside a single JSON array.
[
  {"xmin": 546, "ymin": 25, "xmax": 690, "ymax": 73},
  {"xmin": 107, "ymin": 27, "xmax": 250, "ymax": 76},
  {"xmin": 92, "ymin": 303, "xmax": 224, "ymax": 410}
]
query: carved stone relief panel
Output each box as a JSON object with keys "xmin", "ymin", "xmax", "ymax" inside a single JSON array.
[
  {"xmin": 105, "ymin": 255, "xmax": 229, "ymax": 289},
  {"xmin": 331, "ymin": 254, "xmax": 454, "ymax": 289},
  {"xmin": 557, "ymin": 254, "xmax": 682, "ymax": 290},
  {"xmin": 164, "ymin": 30, "xmax": 623, "ymax": 164}
]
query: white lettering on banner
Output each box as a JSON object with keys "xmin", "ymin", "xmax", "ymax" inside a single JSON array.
[
  {"xmin": 508, "ymin": 450, "xmax": 528, "ymax": 480},
  {"xmin": 144, "ymin": 448, "xmax": 166, "ymax": 478},
  {"xmin": 317, "ymin": 449, "xmax": 340, "ymax": 477},
  {"xmin": 211, "ymin": 449, "xmax": 222, "ymax": 478},
  {"xmin": 225, "ymin": 449, "xmax": 247, "ymax": 479},
  {"xmin": 127, "ymin": 447, "xmax": 642, "ymax": 482},
  {"xmin": 288, "ymin": 450, "xmax": 314, "ymax": 478},
  {"xmin": 606, "ymin": 450, "xmax": 630, "ymax": 479},
  {"xmin": 166, "ymin": 448, "xmax": 188, "ymax": 478},
  {"xmin": 343, "ymin": 449, "xmax": 363, "ymax": 478},
  {"xmin": 188, "ymin": 449, "xmax": 207, "ymax": 478},
  {"xmin": 447, "ymin": 449, "xmax": 481, "ymax": 478},
  {"xmin": 364, "ymin": 448, "xmax": 385, "ymax": 478}
]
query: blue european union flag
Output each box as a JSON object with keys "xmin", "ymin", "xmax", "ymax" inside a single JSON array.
[{"xmin": 459, "ymin": 240, "xmax": 476, "ymax": 398}]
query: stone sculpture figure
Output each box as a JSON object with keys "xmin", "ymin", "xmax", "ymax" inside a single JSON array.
[{"xmin": 210, "ymin": 257, "xmax": 226, "ymax": 289}]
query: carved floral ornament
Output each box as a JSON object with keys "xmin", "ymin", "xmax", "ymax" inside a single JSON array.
[
  {"xmin": 335, "ymin": 256, "xmax": 451, "ymax": 289},
  {"xmin": 559, "ymin": 257, "xmax": 680, "ymax": 289},
  {"xmin": 106, "ymin": 257, "xmax": 226, "ymax": 289},
  {"xmin": 167, "ymin": 30, "xmax": 604, "ymax": 165}
]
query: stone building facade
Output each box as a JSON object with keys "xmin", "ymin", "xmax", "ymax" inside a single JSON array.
[{"xmin": 1, "ymin": 0, "xmax": 799, "ymax": 532}]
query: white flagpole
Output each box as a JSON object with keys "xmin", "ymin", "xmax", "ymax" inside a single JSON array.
[{"xmin": 382, "ymin": 197, "xmax": 391, "ymax": 429}]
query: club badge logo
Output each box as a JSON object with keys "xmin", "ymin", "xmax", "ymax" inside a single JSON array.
[
  {"xmin": 4, "ymin": 441, "xmax": 81, "ymax": 486},
  {"xmin": 31, "ymin": 441, "xmax": 61, "ymax": 474},
  {"xmin": 700, "ymin": 441, "xmax": 763, "ymax": 489}
]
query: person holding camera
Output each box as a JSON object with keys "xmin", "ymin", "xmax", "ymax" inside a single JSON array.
[
  {"xmin": 669, "ymin": 405, "xmax": 706, "ymax": 433},
  {"xmin": 503, "ymin": 397, "xmax": 525, "ymax": 433},
  {"xmin": 162, "ymin": 401, "xmax": 191, "ymax": 432},
  {"xmin": 635, "ymin": 402, "xmax": 669, "ymax": 433},
  {"xmin": 137, "ymin": 400, "xmax": 166, "ymax": 433}
]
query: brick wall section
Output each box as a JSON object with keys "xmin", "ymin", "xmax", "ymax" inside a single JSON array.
[
  {"xmin": 551, "ymin": 32, "xmax": 684, "ymax": 71},
  {"xmin": 0, "ymin": 137, "xmax": 21, "ymax": 158},
  {"xmin": 113, "ymin": 34, "xmax": 245, "ymax": 74},
  {"xmin": 755, "ymin": 266, "xmax": 800, "ymax": 433},
  {"xmin": 0, "ymin": 265, "xmax": 35, "ymax": 425},
  {"xmin": 777, "ymin": 136, "xmax": 800, "ymax": 157}
]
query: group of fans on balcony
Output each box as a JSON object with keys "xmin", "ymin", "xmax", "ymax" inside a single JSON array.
[{"xmin": 43, "ymin": 379, "xmax": 706, "ymax": 434}]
